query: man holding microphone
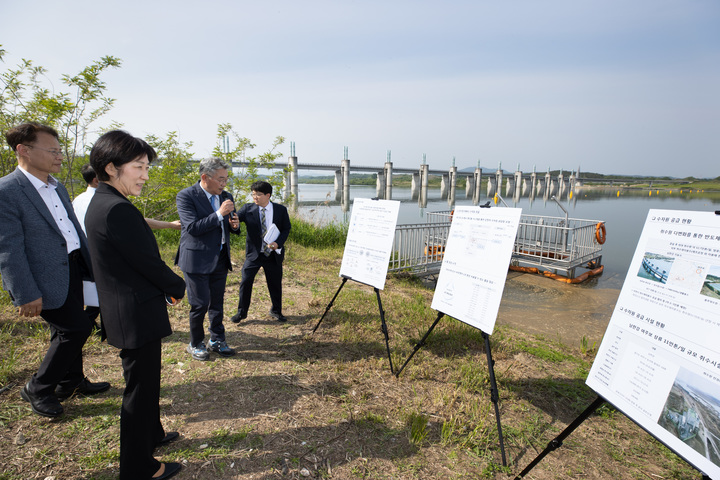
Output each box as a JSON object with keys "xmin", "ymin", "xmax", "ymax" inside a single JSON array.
[{"xmin": 176, "ymin": 158, "xmax": 240, "ymax": 361}]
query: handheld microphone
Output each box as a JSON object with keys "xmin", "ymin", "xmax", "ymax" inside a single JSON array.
[{"xmin": 221, "ymin": 191, "xmax": 238, "ymax": 220}]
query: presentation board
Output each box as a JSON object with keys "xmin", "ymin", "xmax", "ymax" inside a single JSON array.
[
  {"xmin": 339, "ymin": 198, "xmax": 400, "ymax": 290},
  {"xmin": 431, "ymin": 206, "xmax": 522, "ymax": 334},
  {"xmin": 587, "ymin": 209, "xmax": 720, "ymax": 479}
]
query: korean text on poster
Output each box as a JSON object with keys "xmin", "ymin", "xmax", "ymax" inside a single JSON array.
[
  {"xmin": 431, "ymin": 206, "xmax": 522, "ymax": 334},
  {"xmin": 587, "ymin": 209, "xmax": 720, "ymax": 479},
  {"xmin": 339, "ymin": 198, "xmax": 400, "ymax": 290}
]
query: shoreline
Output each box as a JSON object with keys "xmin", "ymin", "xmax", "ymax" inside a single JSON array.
[{"xmin": 497, "ymin": 272, "xmax": 619, "ymax": 347}]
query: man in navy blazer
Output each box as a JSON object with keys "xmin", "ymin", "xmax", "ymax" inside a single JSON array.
[
  {"xmin": 176, "ymin": 158, "xmax": 240, "ymax": 360},
  {"xmin": 0, "ymin": 123, "xmax": 109, "ymax": 417},
  {"xmin": 230, "ymin": 180, "xmax": 291, "ymax": 323}
]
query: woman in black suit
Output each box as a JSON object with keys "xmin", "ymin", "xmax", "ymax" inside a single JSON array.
[{"xmin": 85, "ymin": 130, "xmax": 185, "ymax": 480}]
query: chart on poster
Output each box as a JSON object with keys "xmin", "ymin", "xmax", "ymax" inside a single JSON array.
[
  {"xmin": 430, "ymin": 206, "xmax": 522, "ymax": 334},
  {"xmin": 587, "ymin": 209, "xmax": 720, "ymax": 479},
  {"xmin": 339, "ymin": 198, "xmax": 400, "ymax": 290}
]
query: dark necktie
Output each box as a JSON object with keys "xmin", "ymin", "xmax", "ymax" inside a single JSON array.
[
  {"xmin": 261, "ymin": 207, "xmax": 271, "ymax": 256},
  {"xmin": 211, "ymin": 195, "xmax": 224, "ymax": 250}
]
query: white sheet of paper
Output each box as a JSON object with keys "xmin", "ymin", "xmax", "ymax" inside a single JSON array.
[
  {"xmin": 431, "ymin": 206, "xmax": 522, "ymax": 334},
  {"xmin": 263, "ymin": 223, "xmax": 282, "ymax": 254},
  {"xmin": 83, "ymin": 281, "xmax": 99, "ymax": 307},
  {"xmin": 339, "ymin": 198, "xmax": 400, "ymax": 289}
]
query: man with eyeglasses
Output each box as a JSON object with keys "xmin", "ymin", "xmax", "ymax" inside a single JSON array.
[
  {"xmin": 0, "ymin": 122, "xmax": 109, "ymax": 417},
  {"xmin": 230, "ymin": 180, "xmax": 291, "ymax": 324},
  {"xmin": 175, "ymin": 157, "xmax": 240, "ymax": 360}
]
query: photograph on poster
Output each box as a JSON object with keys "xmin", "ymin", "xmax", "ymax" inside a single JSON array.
[
  {"xmin": 701, "ymin": 266, "xmax": 720, "ymax": 300},
  {"xmin": 665, "ymin": 258, "xmax": 708, "ymax": 293},
  {"xmin": 587, "ymin": 209, "xmax": 720, "ymax": 479},
  {"xmin": 658, "ymin": 366, "xmax": 720, "ymax": 467},
  {"xmin": 638, "ymin": 252, "xmax": 674, "ymax": 284}
]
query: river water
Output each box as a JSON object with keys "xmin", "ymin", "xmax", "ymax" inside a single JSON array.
[
  {"xmin": 286, "ymin": 183, "xmax": 719, "ymax": 344},
  {"xmin": 291, "ymin": 183, "xmax": 720, "ymax": 290}
]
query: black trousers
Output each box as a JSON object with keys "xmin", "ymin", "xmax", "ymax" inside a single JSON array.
[
  {"xmin": 237, "ymin": 253, "xmax": 283, "ymax": 317},
  {"xmin": 31, "ymin": 252, "xmax": 91, "ymax": 396},
  {"xmin": 184, "ymin": 247, "xmax": 229, "ymax": 346},
  {"xmin": 119, "ymin": 338, "xmax": 166, "ymax": 479}
]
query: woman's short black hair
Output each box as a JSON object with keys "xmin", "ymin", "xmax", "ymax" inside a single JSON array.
[{"xmin": 90, "ymin": 130, "xmax": 156, "ymax": 181}]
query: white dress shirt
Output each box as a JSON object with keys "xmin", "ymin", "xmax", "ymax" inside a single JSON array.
[{"xmin": 19, "ymin": 166, "xmax": 81, "ymax": 253}]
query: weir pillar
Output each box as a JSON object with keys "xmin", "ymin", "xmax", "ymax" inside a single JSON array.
[
  {"xmin": 545, "ymin": 169, "xmax": 553, "ymax": 198},
  {"xmin": 341, "ymin": 157, "xmax": 350, "ymax": 192},
  {"xmin": 411, "ymin": 172, "xmax": 420, "ymax": 199},
  {"xmin": 285, "ymin": 153, "xmax": 299, "ymax": 209},
  {"xmin": 440, "ymin": 173, "xmax": 449, "ymax": 199},
  {"xmin": 384, "ymin": 160, "xmax": 393, "ymax": 199},
  {"xmin": 376, "ymin": 171, "xmax": 385, "ymax": 199},
  {"xmin": 473, "ymin": 166, "xmax": 482, "ymax": 204},
  {"xmin": 529, "ymin": 168, "xmax": 537, "ymax": 200},
  {"xmin": 448, "ymin": 165, "xmax": 457, "ymax": 207},
  {"xmin": 495, "ymin": 163, "xmax": 503, "ymax": 198},
  {"xmin": 514, "ymin": 165, "xmax": 522, "ymax": 198},
  {"xmin": 419, "ymin": 162, "xmax": 429, "ymax": 207}
]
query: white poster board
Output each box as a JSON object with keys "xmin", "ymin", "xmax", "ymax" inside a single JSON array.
[
  {"xmin": 339, "ymin": 198, "xmax": 400, "ymax": 290},
  {"xmin": 431, "ymin": 206, "xmax": 522, "ymax": 334},
  {"xmin": 587, "ymin": 209, "xmax": 720, "ymax": 479}
]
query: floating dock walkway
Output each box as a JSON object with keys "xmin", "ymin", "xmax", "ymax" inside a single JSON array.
[{"xmin": 389, "ymin": 209, "xmax": 605, "ymax": 282}]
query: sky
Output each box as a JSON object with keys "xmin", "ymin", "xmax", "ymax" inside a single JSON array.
[{"xmin": 2, "ymin": 0, "xmax": 719, "ymax": 178}]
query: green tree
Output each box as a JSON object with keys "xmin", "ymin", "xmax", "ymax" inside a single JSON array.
[
  {"xmin": 0, "ymin": 46, "xmax": 120, "ymax": 194},
  {"xmin": 212, "ymin": 122, "xmax": 289, "ymax": 201},
  {"xmin": 136, "ymin": 131, "xmax": 197, "ymax": 221}
]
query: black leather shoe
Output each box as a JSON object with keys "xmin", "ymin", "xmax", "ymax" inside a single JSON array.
[
  {"xmin": 230, "ymin": 311, "xmax": 246, "ymax": 323},
  {"xmin": 55, "ymin": 378, "xmax": 111, "ymax": 400},
  {"xmin": 157, "ymin": 431, "xmax": 179, "ymax": 447},
  {"xmin": 20, "ymin": 385, "xmax": 63, "ymax": 418},
  {"xmin": 270, "ymin": 313, "xmax": 287, "ymax": 323},
  {"xmin": 153, "ymin": 462, "xmax": 182, "ymax": 480}
]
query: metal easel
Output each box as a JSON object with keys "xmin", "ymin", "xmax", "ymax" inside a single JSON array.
[{"xmin": 312, "ymin": 275, "xmax": 394, "ymax": 375}]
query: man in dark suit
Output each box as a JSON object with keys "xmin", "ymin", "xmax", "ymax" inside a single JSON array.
[
  {"xmin": 230, "ymin": 180, "xmax": 291, "ymax": 323},
  {"xmin": 0, "ymin": 122, "xmax": 109, "ymax": 418},
  {"xmin": 176, "ymin": 158, "xmax": 240, "ymax": 360}
]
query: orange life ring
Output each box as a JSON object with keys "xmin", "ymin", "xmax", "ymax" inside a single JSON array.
[
  {"xmin": 449, "ymin": 209, "xmax": 454, "ymax": 222},
  {"xmin": 595, "ymin": 222, "xmax": 606, "ymax": 245}
]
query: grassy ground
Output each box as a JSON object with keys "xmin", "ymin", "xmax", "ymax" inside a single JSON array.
[{"xmin": 0, "ymin": 239, "xmax": 705, "ymax": 479}]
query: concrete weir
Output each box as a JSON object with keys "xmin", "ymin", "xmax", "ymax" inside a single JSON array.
[{"xmin": 241, "ymin": 144, "xmax": 584, "ymax": 211}]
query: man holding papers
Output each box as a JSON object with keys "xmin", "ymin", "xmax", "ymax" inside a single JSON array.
[
  {"xmin": 176, "ymin": 158, "xmax": 240, "ymax": 360},
  {"xmin": 230, "ymin": 180, "xmax": 291, "ymax": 323}
]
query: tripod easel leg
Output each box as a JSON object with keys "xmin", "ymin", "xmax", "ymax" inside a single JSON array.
[
  {"xmin": 395, "ymin": 312, "xmax": 445, "ymax": 378},
  {"xmin": 514, "ymin": 395, "xmax": 605, "ymax": 479},
  {"xmin": 483, "ymin": 331, "xmax": 507, "ymax": 466},
  {"xmin": 375, "ymin": 287, "xmax": 394, "ymax": 375},
  {"xmin": 313, "ymin": 276, "xmax": 349, "ymax": 333}
]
